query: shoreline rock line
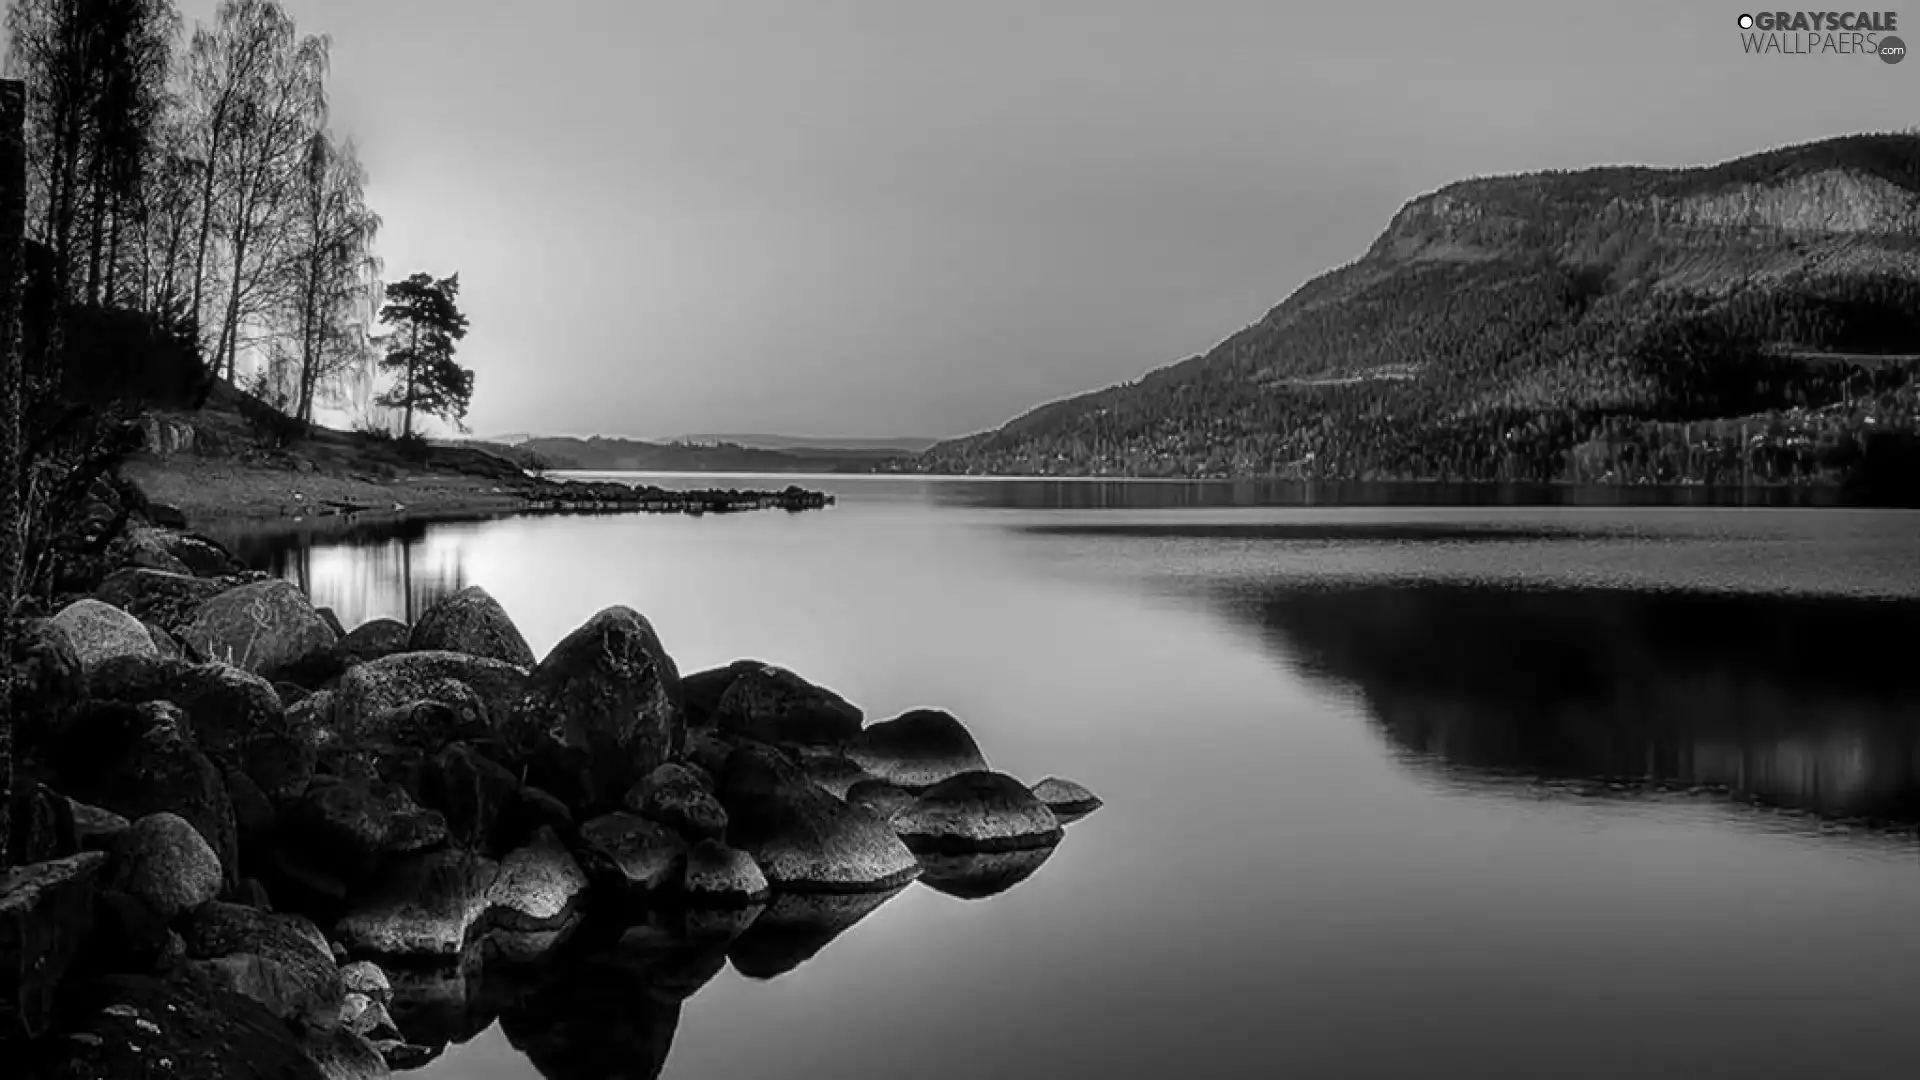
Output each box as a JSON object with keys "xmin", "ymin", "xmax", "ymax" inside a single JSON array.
[{"xmin": 0, "ymin": 506, "xmax": 1098, "ymax": 1079}]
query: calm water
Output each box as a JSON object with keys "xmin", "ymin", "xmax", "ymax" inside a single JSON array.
[{"xmin": 229, "ymin": 476, "xmax": 1920, "ymax": 1080}]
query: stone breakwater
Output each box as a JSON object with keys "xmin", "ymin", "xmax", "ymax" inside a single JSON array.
[
  {"xmin": 518, "ymin": 480, "xmax": 836, "ymax": 515},
  {"xmin": 0, "ymin": 508, "xmax": 1097, "ymax": 1080}
]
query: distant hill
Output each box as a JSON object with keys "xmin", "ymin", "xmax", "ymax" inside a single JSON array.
[
  {"xmin": 912, "ymin": 131, "xmax": 1920, "ymax": 493},
  {"xmin": 505, "ymin": 435, "xmax": 901, "ymax": 474},
  {"xmin": 670, "ymin": 433, "xmax": 938, "ymax": 453}
]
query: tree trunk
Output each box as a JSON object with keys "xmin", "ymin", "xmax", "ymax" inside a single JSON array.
[
  {"xmin": 403, "ymin": 322, "xmax": 418, "ymax": 438},
  {"xmin": 85, "ymin": 170, "xmax": 108, "ymax": 306},
  {"xmin": 218, "ymin": 221, "xmax": 250, "ymax": 381},
  {"xmin": 0, "ymin": 80, "xmax": 28, "ymax": 868},
  {"xmin": 103, "ymin": 197, "xmax": 124, "ymax": 308}
]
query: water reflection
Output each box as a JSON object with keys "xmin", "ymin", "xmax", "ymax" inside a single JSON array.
[
  {"xmin": 1230, "ymin": 582, "xmax": 1920, "ymax": 826},
  {"xmin": 218, "ymin": 516, "xmax": 482, "ymax": 627},
  {"xmin": 921, "ymin": 478, "xmax": 1857, "ymax": 511}
]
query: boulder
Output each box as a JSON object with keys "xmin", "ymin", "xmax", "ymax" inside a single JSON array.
[
  {"xmin": 506, "ymin": 606, "xmax": 684, "ymax": 811},
  {"xmin": 797, "ymin": 750, "xmax": 873, "ymax": 799},
  {"xmin": 578, "ymin": 813, "xmax": 687, "ymax": 894},
  {"xmin": 315, "ymin": 607, "xmax": 347, "ymax": 642},
  {"xmin": 7, "ymin": 618, "xmax": 86, "ymax": 755},
  {"xmin": 407, "ymin": 586, "xmax": 535, "ymax": 667},
  {"xmin": 49, "ymin": 598, "xmax": 159, "ymax": 675},
  {"xmin": 843, "ymin": 779, "xmax": 915, "ymax": 823},
  {"xmin": 16, "ymin": 968, "xmax": 328, "ymax": 1079},
  {"xmin": 333, "ymin": 849, "xmax": 498, "ymax": 959},
  {"xmin": 680, "ymin": 659, "xmax": 760, "ymax": 728},
  {"xmin": 107, "ymin": 812, "xmax": 224, "ymax": 920},
  {"xmin": 92, "ymin": 567, "xmax": 232, "ymax": 631},
  {"xmin": 167, "ymin": 532, "xmax": 247, "ymax": 578},
  {"xmin": 109, "ymin": 526, "xmax": 193, "ymax": 575},
  {"xmin": 713, "ymin": 663, "xmax": 863, "ymax": 746},
  {"xmin": 340, "ymin": 992, "xmax": 402, "ymax": 1042},
  {"xmin": 486, "ymin": 827, "xmax": 588, "ymax": 932},
  {"xmin": 716, "ymin": 745, "xmax": 919, "ymax": 893},
  {"xmin": 339, "ymin": 619, "xmax": 410, "ymax": 665},
  {"xmin": 846, "ymin": 708, "xmax": 989, "ymax": 791},
  {"xmin": 182, "ymin": 902, "xmax": 345, "ymax": 1030},
  {"xmin": 86, "ymin": 652, "xmax": 190, "ymax": 707},
  {"xmin": 891, "ymin": 771, "xmax": 1064, "ymax": 854},
  {"xmin": 338, "ymin": 961, "xmax": 392, "ymax": 1007},
  {"xmin": 1031, "ymin": 776, "xmax": 1103, "ymax": 818},
  {"xmin": 179, "ymin": 580, "xmax": 341, "ymax": 684},
  {"xmin": 7, "ymin": 780, "xmax": 80, "ymax": 866},
  {"xmin": 628, "ymin": 763, "xmax": 727, "ymax": 843},
  {"xmin": 279, "ymin": 776, "xmax": 449, "ymax": 883},
  {"xmin": 0, "ymin": 852, "xmax": 108, "ymax": 1038},
  {"xmin": 682, "ymin": 729, "xmax": 733, "ymax": 778},
  {"xmin": 39, "ymin": 701, "xmax": 240, "ymax": 883},
  {"xmin": 681, "ymin": 839, "xmax": 769, "ymax": 906},
  {"xmin": 416, "ymin": 743, "xmax": 522, "ymax": 854},
  {"xmin": 334, "ymin": 651, "xmax": 528, "ymax": 746},
  {"xmin": 164, "ymin": 663, "xmax": 316, "ymax": 802}
]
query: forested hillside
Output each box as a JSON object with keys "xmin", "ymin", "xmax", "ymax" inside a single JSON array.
[{"xmin": 913, "ymin": 133, "xmax": 1920, "ymax": 494}]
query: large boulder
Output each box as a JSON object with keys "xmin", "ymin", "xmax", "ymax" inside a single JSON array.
[
  {"xmin": 339, "ymin": 619, "xmax": 410, "ymax": 665},
  {"xmin": 164, "ymin": 663, "xmax": 316, "ymax": 802},
  {"xmin": 715, "ymin": 745, "xmax": 919, "ymax": 893},
  {"xmin": 111, "ymin": 527, "xmax": 244, "ymax": 579},
  {"xmin": 681, "ymin": 839, "xmax": 769, "ymax": 906},
  {"xmin": 16, "ymin": 968, "xmax": 328, "ymax": 1079},
  {"xmin": 0, "ymin": 852, "xmax": 108, "ymax": 1039},
  {"xmin": 846, "ymin": 708, "xmax": 989, "ymax": 791},
  {"xmin": 92, "ymin": 567, "xmax": 234, "ymax": 631},
  {"xmin": 6, "ymin": 618, "xmax": 86, "ymax": 755},
  {"xmin": 107, "ymin": 812, "xmax": 224, "ymax": 920},
  {"xmin": 36, "ymin": 701, "xmax": 241, "ymax": 883},
  {"xmin": 577, "ymin": 813, "xmax": 687, "ymax": 894},
  {"xmin": 506, "ymin": 607, "xmax": 684, "ymax": 812},
  {"xmin": 628, "ymin": 763, "xmax": 727, "ymax": 843},
  {"xmin": 843, "ymin": 779, "xmax": 915, "ymax": 823},
  {"xmin": 891, "ymin": 771, "xmax": 1064, "ymax": 854},
  {"xmin": 416, "ymin": 743, "xmax": 524, "ymax": 854},
  {"xmin": 179, "ymin": 580, "xmax": 342, "ymax": 684},
  {"xmin": 182, "ymin": 902, "xmax": 346, "ymax": 1030},
  {"xmin": 110, "ymin": 526, "xmax": 193, "ymax": 575},
  {"xmin": 407, "ymin": 586, "xmax": 535, "ymax": 668},
  {"xmin": 86, "ymin": 652, "xmax": 190, "ymax": 707},
  {"xmin": 49, "ymin": 598, "xmax": 159, "ymax": 676},
  {"xmin": 713, "ymin": 663, "xmax": 863, "ymax": 747},
  {"xmin": 334, "ymin": 651, "xmax": 528, "ymax": 747}
]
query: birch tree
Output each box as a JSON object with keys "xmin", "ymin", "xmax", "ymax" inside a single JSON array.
[{"xmin": 278, "ymin": 129, "xmax": 378, "ymax": 421}]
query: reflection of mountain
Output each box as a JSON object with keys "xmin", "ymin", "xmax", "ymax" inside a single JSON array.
[{"xmin": 1233, "ymin": 583, "xmax": 1920, "ymax": 824}]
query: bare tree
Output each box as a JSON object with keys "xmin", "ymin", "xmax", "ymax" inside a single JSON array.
[{"xmin": 278, "ymin": 128, "xmax": 378, "ymax": 421}]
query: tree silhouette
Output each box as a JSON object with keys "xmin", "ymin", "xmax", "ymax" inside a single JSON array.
[{"xmin": 376, "ymin": 270, "xmax": 472, "ymax": 438}]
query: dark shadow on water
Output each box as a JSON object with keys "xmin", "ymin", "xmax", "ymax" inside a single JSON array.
[
  {"xmin": 1219, "ymin": 581, "xmax": 1920, "ymax": 828},
  {"xmin": 726, "ymin": 887, "xmax": 907, "ymax": 981},
  {"xmin": 916, "ymin": 846, "xmax": 1058, "ymax": 899},
  {"xmin": 924, "ymin": 478, "xmax": 1863, "ymax": 511}
]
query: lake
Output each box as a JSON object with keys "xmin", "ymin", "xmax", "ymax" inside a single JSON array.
[{"xmin": 226, "ymin": 475, "xmax": 1920, "ymax": 1080}]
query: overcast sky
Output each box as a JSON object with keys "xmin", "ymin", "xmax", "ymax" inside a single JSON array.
[{"xmin": 173, "ymin": 0, "xmax": 1910, "ymax": 440}]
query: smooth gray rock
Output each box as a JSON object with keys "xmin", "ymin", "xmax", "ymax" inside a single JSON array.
[
  {"xmin": 408, "ymin": 586, "xmax": 535, "ymax": 667},
  {"xmin": 713, "ymin": 663, "xmax": 862, "ymax": 746},
  {"xmin": 847, "ymin": 708, "xmax": 989, "ymax": 791},
  {"xmin": 1031, "ymin": 776, "xmax": 1104, "ymax": 818},
  {"xmin": 179, "ymin": 579, "xmax": 339, "ymax": 681},
  {"xmin": 716, "ymin": 744, "xmax": 919, "ymax": 892},
  {"xmin": 108, "ymin": 812, "xmax": 224, "ymax": 920},
  {"xmin": 182, "ymin": 901, "xmax": 346, "ymax": 1030},
  {"xmin": 628, "ymin": 763, "xmax": 728, "ymax": 843},
  {"xmin": 578, "ymin": 813, "xmax": 687, "ymax": 893},
  {"xmin": 340, "ymin": 619, "xmax": 411, "ymax": 664},
  {"xmin": 892, "ymin": 771, "xmax": 1064, "ymax": 853},
  {"xmin": 50, "ymin": 598, "xmax": 158, "ymax": 675},
  {"xmin": 681, "ymin": 839, "xmax": 769, "ymax": 905}
]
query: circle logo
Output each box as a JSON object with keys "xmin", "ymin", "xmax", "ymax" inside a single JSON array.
[
  {"xmin": 1738, "ymin": 13, "xmax": 1754, "ymax": 28},
  {"xmin": 1881, "ymin": 35, "xmax": 1907, "ymax": 63}
]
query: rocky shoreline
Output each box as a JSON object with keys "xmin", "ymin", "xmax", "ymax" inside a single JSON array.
[{"xmin": 0, "ymin": 505, "xmax": 1098, "ymax": 1078}]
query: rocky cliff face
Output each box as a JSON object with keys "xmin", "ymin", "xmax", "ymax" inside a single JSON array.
[{"xmin": 1661, "ymin": 168, "xmax": 1920, "ymax": 233}]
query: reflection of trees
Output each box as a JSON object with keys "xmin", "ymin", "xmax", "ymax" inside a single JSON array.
[
  {"xmin": 223, "ymin": 516, "xmax": 476, "ymax": 627},
  {"xmin": 1233, "ymin": 583, "xmax": 1920, "ymax": 823},
  {"xmin": 924, "ymin": 479, "xmax": 1837, "ymax": 511}
]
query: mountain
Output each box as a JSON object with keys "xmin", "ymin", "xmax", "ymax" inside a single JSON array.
[
  {"xmin": 914, "ymin": 132, "xmax": 1920, "ymax": 493},
  {"xmin": 669, "ymin": 433, "xmax": 938, "ymax": 454}
]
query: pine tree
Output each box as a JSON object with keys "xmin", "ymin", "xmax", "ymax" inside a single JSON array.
[{"xmin": 375, "ymin": 270, "xmax": 471, "ymax": 438}]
